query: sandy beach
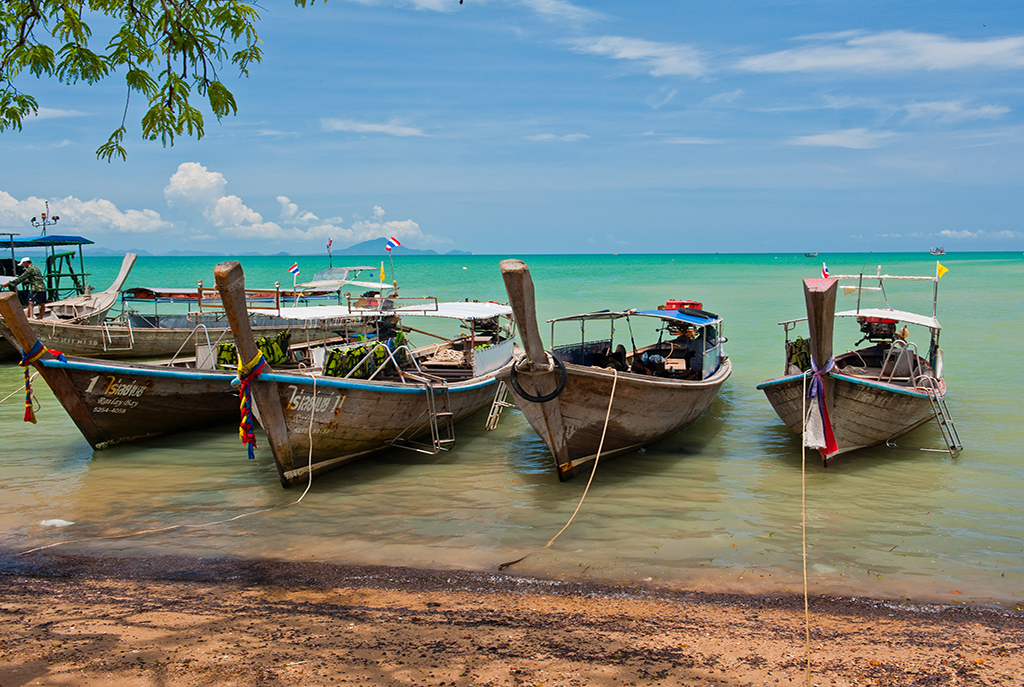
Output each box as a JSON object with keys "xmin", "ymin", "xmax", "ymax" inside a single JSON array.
[{"xmin": 1, "ymin": 554, "xmax": 1021, "ymax": 686}]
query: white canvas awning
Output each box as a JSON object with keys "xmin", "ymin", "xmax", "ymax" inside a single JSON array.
[{"xmin": 835, "ymin": 308, "xmax": 941, "ymax": 330}]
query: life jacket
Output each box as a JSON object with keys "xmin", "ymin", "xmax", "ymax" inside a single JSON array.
[
  {"xmin": 391, "ymin": 331, "xmax": 407, "ymax": 366},
  {"xmin": 323, "ymin": 348, "xmax": 346, "ymax": 377},
  {"xmin": 216, "ymin": 342, "xmax": 238, "ymax": 369},
  {"xmin": 256, "ymin": 330, "xmax": 291, "ymax": 366}
]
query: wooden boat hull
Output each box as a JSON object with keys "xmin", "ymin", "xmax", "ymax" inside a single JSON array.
[
  {"xmin": 32, "ymin": 356, "xmax": 240, "ymax": 448},
  {"xmin": 758, "ymin": 371, "xmax": 939, "ymax": 463},
  {"xmin": 1, "ymin": 319, "xmax": 298, "ymax": 360},
  {"xmin": 257, "ymin": 368, "xmax": 508, "ymax": 487},
  {"xmin": 499, "ymin": 357, "xmax": 732, "ymax": 480}
]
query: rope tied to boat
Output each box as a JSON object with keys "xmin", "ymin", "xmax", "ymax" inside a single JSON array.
[
  {"xmin": 237, "ymin": 350, "xmax": 267, "ymax": 459},
  {"xmin": 805, "ymin": 355, "xmax": 837, "ymax": 456},
  {"xmin": 18, "ymin": 341, "xmax": 65, "ymax": 424}
]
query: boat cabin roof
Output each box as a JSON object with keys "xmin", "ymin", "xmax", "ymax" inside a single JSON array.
[
  {"xmin": 7, "ymin": 235, "xmax": 94, "ymax": 248},
  {"xmin": 296, "ymin": 266, "xmax": 393, "ymax": 292},
  {"xmin": 548, "ymin": 309, "xmax": 721, "ymax": 327},
  {"xmin": 272, "ymin": 301, "xmax": 513, "ymax": 322},
  {"xmin": 835, "ymin": 308, "xmax": 941, "ymax": 330}
]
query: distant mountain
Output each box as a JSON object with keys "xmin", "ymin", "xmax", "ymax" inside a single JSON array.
[
  {"xmin": 166, "ymin": 250, "xmax": 229, "ymax": 256},
  {"xmin": 335, "ymin": 237, "xmax": 470, "ymax": 256},
  {"xmin": 87, "ymin": 246, "xmax": 155, "ymax": 257}
]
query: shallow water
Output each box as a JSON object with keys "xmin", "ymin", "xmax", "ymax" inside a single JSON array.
[{"xmin": 1, "ymin": 252, "xmax": 1021, "ymax": 606}]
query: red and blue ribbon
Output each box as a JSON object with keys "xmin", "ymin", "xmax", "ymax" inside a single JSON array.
[
  {"xmin": 18, "ymin": 341, "xmax": 66, "ymax": 424},
  {"xmin": 237, "ymin": 351, "xmax": 267, "ymax": 459},
  {"xmin": 808, "ymin": 355, "xmax": 838, "ymax": 456}
]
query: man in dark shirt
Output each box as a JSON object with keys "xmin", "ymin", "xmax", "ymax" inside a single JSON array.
[{"xmin": 7, "ymin": 257, "xmax": 47, "ymax": 318}]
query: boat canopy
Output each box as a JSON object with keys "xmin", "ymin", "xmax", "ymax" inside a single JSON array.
[
  {"xmin": 270, "ymin": 301, "xmax": 512, "ymax": 322},
  {"xmin": 7, "ymin": 235, "xmax": 94, "ymax": 248},
  {"xmin": 835, "ymin": 308, "xmax": 941, "ymax": 330},
  {"xmin": 296, "ymin": 266, "xmax": 392, "ymax": 292},
  {"xmin": 548, "ymin": 309, "xmax": 720, "ymax": 327}
]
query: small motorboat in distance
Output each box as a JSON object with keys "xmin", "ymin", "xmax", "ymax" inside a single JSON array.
[
  {"xmin": 930, "ymin": 247, "xmax": 946, "ymax": 255},
  {"xmin": 498, "ymin": 259, "xmax": 731, "ymax": 481},
  {"xmin": 757, "ymin": 263, "xmax": 962, "ymax": 464}
]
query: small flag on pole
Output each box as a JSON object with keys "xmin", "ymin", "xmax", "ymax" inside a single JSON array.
[
  {"xmin": 380, "ymin": 262, "xmax": 386, "ymax": 283},
  {"xmin": 288, "ymin": 263, "xmax": 300, "ymax": 276},
  {"xmin": 821, "ymin": 262, "xmax": 829, "ymax": 278},
  {"xmin": 936, "ymin": 262, "xmax": 949, "ymax": 279},
  {"xmin": 326, "ymin": 238, "xmax": 332, "ymax": 252},
  {"xmin": 385, "ymin": 236, "xmax": 402, "ymax": 252}
]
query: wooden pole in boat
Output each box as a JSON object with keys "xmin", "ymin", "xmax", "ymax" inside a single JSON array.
[
  {"xmin": 214, "ymin": 261, "xmax": 296, "ymax": 487},
  {"xmin": 0, "ymin": 292, "xmax": 107, "ymax": 447},
  {"xmin": 499, "ymin": 259, "xmax": 569, "ymax": 463}
]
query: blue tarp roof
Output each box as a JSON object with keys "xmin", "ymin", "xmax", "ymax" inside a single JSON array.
[
  {"xmin": 548, "ymin": 309, "xmax": 720, "ymax": 327},
  {"xmin": 636, "ymin": 309, "xmax": 719, "ymax": 326},
  {"xmin": 5, "ymin": 235, "xmax": 93, "ymax": 248}
]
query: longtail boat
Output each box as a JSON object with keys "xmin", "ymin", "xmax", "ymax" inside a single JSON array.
[
  {"xmin": 0, "ymin": 288, "xmax": 360, "ymax": 449},
  {"xmin": 497, "ymin": 259, "xmax": 732, "ymax": 481},
  {"xmin": 756, "ymin": 264, "xmax": 961, "ymax": 465},
  {"xmin": 214, "ymin": 261, "xmax": 517, "ymax": 488}
]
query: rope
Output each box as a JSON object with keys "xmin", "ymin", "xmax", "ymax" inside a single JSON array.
[
  {"xmin": 498, "ymin": 369, "xmax": 618, "ymax": 569},
  {"xmin": 801, "ymin": 370, "xmax": 812, "ymax": 685},
  {"xmin": 1, "ymin": 372, "xmax": 38, "ymax": 404},
  {"xmin": 236, "ymin": 351, "xmax": 267, "ymax": 459}
]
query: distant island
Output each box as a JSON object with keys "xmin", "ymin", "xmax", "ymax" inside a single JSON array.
[{"xmin": 86, "ymin": 237, "xmax": 471, "ymax": 257}]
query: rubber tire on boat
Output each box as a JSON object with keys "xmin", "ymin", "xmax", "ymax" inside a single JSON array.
[{"xmin": 509, "ymin": 353, "xmax": 567, "ymax": 403}]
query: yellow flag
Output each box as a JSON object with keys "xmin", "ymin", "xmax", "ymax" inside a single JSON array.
[
  {"xmin": 936, "ymin": 262, "xmax": 949, "ymax": 279},
  {"xmin": 380, "ymin": 262, "xmax": 385, "ymax": 283}
]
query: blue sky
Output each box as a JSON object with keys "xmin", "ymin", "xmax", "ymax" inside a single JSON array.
[{"xmin": 2, "ymin": 0, "xmax": 1022, "ymax": 255}]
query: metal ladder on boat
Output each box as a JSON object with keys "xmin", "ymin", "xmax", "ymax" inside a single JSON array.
[
  {"xmin": 101, "ymin": 318, "xmax": 135, "ymax": 352},
  {"xmin": 387, "ymin": 373, "xmax": 456, "ymax": 454},
  {"xmin": 484, "ymin": 380, "xmax": 515, "ymax": 431},
  {"xmin": 923, "ymin": 378, "xmax": 963, "ymax": 457}
]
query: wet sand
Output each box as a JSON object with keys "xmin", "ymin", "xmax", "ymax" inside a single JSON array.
[{"xmin": 1, "ymin": 554, "xmax": 1021, "ymax": 686}]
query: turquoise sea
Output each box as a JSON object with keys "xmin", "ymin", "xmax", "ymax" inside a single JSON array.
[{"xmin": 1, "ymin": 252, "xmax": 1021, "ymax": 607}]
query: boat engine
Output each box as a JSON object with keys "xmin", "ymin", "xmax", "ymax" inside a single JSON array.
[{"xmin": 856, "ymin": 316, "xmax": 897, "ymax": 344}]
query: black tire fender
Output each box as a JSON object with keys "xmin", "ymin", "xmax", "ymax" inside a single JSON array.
[{"xmin": 509, "ymin": 353, "xmax": 567, "ymax": 403}]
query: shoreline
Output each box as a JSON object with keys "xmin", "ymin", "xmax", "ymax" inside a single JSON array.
[{"xmin": 2, "ymin": 553, "xmax": 1021, "ymax": 686}]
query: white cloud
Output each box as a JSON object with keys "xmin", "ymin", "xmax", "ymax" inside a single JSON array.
[
  {"xmin": 902, "ymin": 100, "xmax": 1010, "ymax": 123},
  {"xmin": 524, "ymin": 133, "xmax": 590, "ymax": 142},
  {"xmin": 938, "ymin": 229, "xmax": 1022, "ymax": 240},
  {"xmin": 164, "ymin": 162, "xmax": 227, "ymax": 207},
  {"xmin": 278, "ymin": 196, "xmax": 299, "ymax": 220},
  {"xmin": 789, "ymin": 128, "xmax": 895, "ymax": 149},
  {"xmin": 568, "ymin": 36, "xmax": 707, "ymax": 77},
  {"xmin": 31, "ymin": 108, "xmax": 87, "ymax": 120},
  {"xmin": 0, "ymin": 190, "xmax": 169, "ymax": 235},
  {"xmin": 320, "ymin": 119, "xmax": 426, "ymax": 137},
  {"xmin": 737, "ymin": 30, "xmax": 1024, "ymax": 73}
]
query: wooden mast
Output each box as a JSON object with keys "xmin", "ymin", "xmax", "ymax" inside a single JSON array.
[
  {"xmin": 0, "ymin": 292, "xmax": 106, "ymax": 446},
  {"xmin": 214, "ymin": 261, "xmax": 296, "ymax": 486},
  {"xmin": 499, "ymin": 259, "xmax": 569, "ymax": 462}
]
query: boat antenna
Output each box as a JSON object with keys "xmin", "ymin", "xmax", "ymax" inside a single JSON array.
[
  {"xmin": 855, "ymin": 252, "xmax": 871, "ymax": 313},
  {"xmin": 876, "ymin": 265, "xmax": 892, "ymax": 309},
  {"xmin": 625, "ymin": 310, "xmax": 639, "ymax": 357}
]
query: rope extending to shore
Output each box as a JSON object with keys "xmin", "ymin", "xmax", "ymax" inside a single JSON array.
[
  {"xmin": 801, "ymin": 370, "xmax": 812, "ymax": 686},
  {"xmin": 499, "ymin": 369, "xmax": 618, "ymax": 569},
  {"xmin": 1, "ymin": 372, "xmax": 38, "ymax": 404}
]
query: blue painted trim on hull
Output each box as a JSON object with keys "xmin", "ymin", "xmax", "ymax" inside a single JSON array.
[
  {"xmin": 260, "ymin": 372, "xmax": 498, "ymax": 394},
  {"xmin": 40, "ymin": 358, "xmax": 235, "ymax": 382},
  {"xmin": 756, "ymin": 370, "xmax": 941, "ymax": 399}
]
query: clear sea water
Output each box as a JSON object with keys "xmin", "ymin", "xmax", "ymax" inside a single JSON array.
[{"xmin": 1, "ymin": 252, "xmax": 1021, "ymax": 607}]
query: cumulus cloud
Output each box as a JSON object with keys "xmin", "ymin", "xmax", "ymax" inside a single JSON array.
[
  {"xmin": 164, "ymin": 162, "xmax": 227, "ymax": 207},
  {"xmin": 0, "ymin": 190, "xmax": 169, "ymax": 235},
  {"xmin": 737, "ymin": 30, "xmax": 1024, "ymax": 73},
  {"xmin": 568, "ymin": 36, "xmax": 707, "ymax": 77},
  {"xmin": 789, "ymin": 128, "xmax": 896, "ymax": 149},
  {"xmin": 320, "ymin": 119, "xmax": 426, "ymax": 137}
]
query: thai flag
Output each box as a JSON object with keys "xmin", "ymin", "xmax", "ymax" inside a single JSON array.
[
  {"xmin": 326, "ymin": 238, "xmax": 332, "ymax": 252},
  {"xmin": 385, "ymin": 236, "xmax": 402, "ymax": 252},
  {"xmin": 821, "ymin": 262, "xmax": 829, "ymax": 278},
  {"xmin": 288, "ymin": 263, "xmax": 300, "ymax": 276}
]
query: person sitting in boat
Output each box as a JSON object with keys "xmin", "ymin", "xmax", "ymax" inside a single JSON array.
[
  {"xmin": 6, "ymin": 257, "xmax": 47, "ymax": 319},
  {"xmin": 680, "ymin": 326, "xmax": 714, "ymax": 380}
]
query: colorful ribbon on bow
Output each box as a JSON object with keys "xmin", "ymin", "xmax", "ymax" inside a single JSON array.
[
  {"xmin": 18, "ymin": 341, "xmax": 66, "ymax": 423},
  {"xmin": 807, "ymin": 355, "xmax": 838, "ymax": 456},
  {"xmin": 237, "ymin": 351, "xmax": 267, "ymax": 459}
]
